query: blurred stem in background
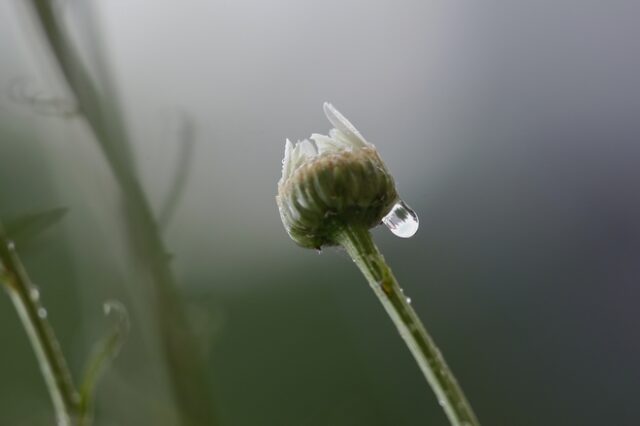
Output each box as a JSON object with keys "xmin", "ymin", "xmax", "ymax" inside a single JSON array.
[
  {"xmin": 335, "ymin": 226, "xmax": 480, "ymax": 426},
  {"xmin": 0, "ymin": 218, "xmax": 129, "ymax": 426},
  {"xmin": 25, "ymin": 1, "xmax": 218, "ymax": 424},
  {"xmin": 0, "ymin": 224, "xmax": 80, "ymax": 425}
]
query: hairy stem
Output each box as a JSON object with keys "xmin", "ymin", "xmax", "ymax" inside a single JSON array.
[
  {"xmin": 0, "ymin": 230, "xmax": 80, "ymax": 425},
  {"xmin": 335, "ymin": 225, "xmax": 480, "ymax": 426}
]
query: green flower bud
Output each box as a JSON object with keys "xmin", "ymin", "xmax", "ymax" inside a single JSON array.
[{"xmin": 277, "ymin": 103, "xmax": 400, "ymax": 249}]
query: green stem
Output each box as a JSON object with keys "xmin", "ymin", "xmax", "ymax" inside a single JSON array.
[
  {"xmin": 335, "ymin": 225, "xmax": 480, "ymax": 426},
  {"xmin": 0, "ymin": 233, "xmax": 80, "ymax": 425},
  {"xmin": 26, "ymin": 2, "xmax": 218, "ymax": 424}
]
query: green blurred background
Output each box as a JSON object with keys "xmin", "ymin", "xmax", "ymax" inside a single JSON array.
[{"xmin": 1, "ymin": 1, "xmax": 639, "ymax": 425}]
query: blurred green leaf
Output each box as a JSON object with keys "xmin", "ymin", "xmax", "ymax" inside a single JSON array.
[
  {"xmin": 4, "ymin": 207, "xmax": 68, "ymax": 245},
  {"xmin": 79, "ymin": 300, "xmax": 130, "ymax": 422}
]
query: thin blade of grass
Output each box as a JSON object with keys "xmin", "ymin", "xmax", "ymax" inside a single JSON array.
[{"xmin": 78, "ymin": 300, "xmax": 130, "ymax": 423}]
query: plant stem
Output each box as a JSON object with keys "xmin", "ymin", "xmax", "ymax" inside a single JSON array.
[
  {"xmin": 26, "ymin": 2, "xmax": 218, "ymax": 424},
  {"xmin": 335, "ymin": 225, "xmax": 480, "ymax": 426},
  {"xmin": 0, "ymin": 232, "xmax": 80, "ymax": 425}
]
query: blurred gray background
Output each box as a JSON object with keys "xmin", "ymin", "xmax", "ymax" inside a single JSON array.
[{"xmin": 1, "ymin": 0, "xmax": 639, "ymax": 425}]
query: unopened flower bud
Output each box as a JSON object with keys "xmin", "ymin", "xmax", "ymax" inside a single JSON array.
[{"xmin": 277, "ymin": 103, "xmax": 400, "ymax": 249}]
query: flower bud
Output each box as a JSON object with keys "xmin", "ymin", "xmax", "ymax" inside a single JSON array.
[{"xmin": 277, "ymin": 103, "xmax": 399, "ymax": 249}]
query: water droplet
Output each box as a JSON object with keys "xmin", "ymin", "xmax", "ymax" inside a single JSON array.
[
  {"xmin": 382, "ymin": 200, "xmax": 419, "ymax": 238},
  {"xmin": 406, "ymin": 297, "xmax": 412, "ymax": 304},
  {"xmin": 30, "ymin": 287, "xmax": 40, "ymax": 301},
  {"xmin": 7, "ymin": 241, "xmax": 15, "ymax": 250},
  {"xmin": 38, "ymin": 307, "xmax": 47, "ymax": 318}
]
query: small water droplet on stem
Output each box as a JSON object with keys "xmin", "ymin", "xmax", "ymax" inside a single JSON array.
[{"xmin": 30, "ymin": 287, "xmax": 40, "ymax": 301}]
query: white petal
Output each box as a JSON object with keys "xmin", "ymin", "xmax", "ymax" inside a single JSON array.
[
  {"xmin": 289, "ymin": 138, "xmax": 318, "ymax": 174},
  {"xmin": 282, "ymin": 138, "xmax": 293, "ymax": 179},
  {"xmin": 323, "ymin": 102, "xmax": 368, "ymax": 147},
  {"xmin": 290, "ymin": 141, "xmax": 303, "ymax": 171},
  {"xmin": 329, "ymin": 128, "xmax": 359, "ymax": 150},
  {"xmin": 310, "ymin": 133, "xmax": 345, "ymax": 155},
  {"xmin": 299, "ymin": 139, "xmax": 318, "ymax": 157}
]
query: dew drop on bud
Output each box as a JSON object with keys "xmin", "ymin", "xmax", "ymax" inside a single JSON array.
[
  {"xmin": 382, "ymin": 200, "xmax": 419, "ymax": 238},
  {"xmin": 38, "ymin": 307, "xmax": 47, "ymax": 319}
]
